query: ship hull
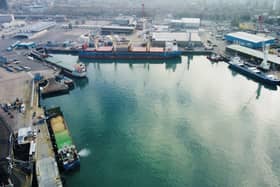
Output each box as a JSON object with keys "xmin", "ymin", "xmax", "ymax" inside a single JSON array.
[
  {"xmin": 62, "ymin": 69, "xmax": 87, "ymax": 78},
  {"xmin": 78, "ymin": 51, "xmax": 182, "ymax": 60},
  {"xmin": 63, "ymin": 159, "xmax": 80, "ymax": 171},
  {"xmin": 229, "ymin": 63, "xmax": 280, "ymax": 86}
]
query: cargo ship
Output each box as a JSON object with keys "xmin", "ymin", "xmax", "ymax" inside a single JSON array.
[
  {"xmin": 228, "ymin": 56, "xmax": 280, "ymax": 86},
  {"xmin": 46, "ymin": 107, "xmax": 80, "ymax": 171},
  {"xmin": 79, "ymin": 42, "xmax": 182, "ymax": 60}
]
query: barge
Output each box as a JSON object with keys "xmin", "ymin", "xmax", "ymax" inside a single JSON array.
[{"xmin": 46, "ymin": 107, "xmax": 80, "ymax": 171}]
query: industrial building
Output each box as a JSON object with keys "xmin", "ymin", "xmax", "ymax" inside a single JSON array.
[
  {"xmin": 14, "ymin": 21, "xmax": 56, "ymax": 39},
  {"xmin": 101, "ymin": 25, "xmax": 135, "ymax": 34},
  {"xmin": 169, "ymin": 18, "xmax": 201, "ymax": 30},
  {"xmin": 19, "ymin": 21, "xmax": 56, "ymax": 33},
  {"xmin": 0, "ymin": 0, "xmax": 8, "ymax": 10},
  {"xmin": 0, "ymin": 14, "xmax": 14, "ymax": 24},
  {"xmin": 112, "ymin": 16, "xmax": 136, "ymax": 26},
  {"xmin": 151, "ymin": 32, "xmax": 202, "ymax": 47},
  {"xmin": 224, "ymin": 32, "xmax": 275, "ymax": 49}
]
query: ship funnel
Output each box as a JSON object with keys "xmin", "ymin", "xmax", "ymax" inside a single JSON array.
[{"xmin": 260, "ymin": 44, "xmax": 270, "ymax": 71}]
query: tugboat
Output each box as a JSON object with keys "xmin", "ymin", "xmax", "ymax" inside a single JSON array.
[{"xmin": 228, "ymin": 56, "xmax": 280, "ymax": 86}]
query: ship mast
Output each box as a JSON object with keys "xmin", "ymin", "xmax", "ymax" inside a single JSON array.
[{"xmin": 260, "ymin": 43, "xmax": 270, "ymax": 71}]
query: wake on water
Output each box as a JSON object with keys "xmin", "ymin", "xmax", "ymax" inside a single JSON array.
[{"xmin": 78, "ymin": 148, "xmax": 91, "ymax": 157}]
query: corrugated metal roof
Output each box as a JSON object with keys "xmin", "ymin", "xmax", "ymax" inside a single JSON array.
[
  {"xmin": 152, "ymin": 32, "xmax": 201, "ymax": 42},
  {"xmin": 101, "ymin": 25, "xmax": 135, "ymax": 30},
  {"xmin": 227, "ymin": 44, "xmax": 280, "ymax": 65},
  {"xmin": 181, "ymin": 18, "xmax": 201, "ymax": 24},
  {"xmin": 226, "ymin": 32, "xmax": 274, "ymax": 43},
  {"xmin": 171, "ymin": 18, "xmax": 200, "ymax": 24},
  {"xmin": 19, "ymin": 21, "xmax": 56, "ymax": 33}
]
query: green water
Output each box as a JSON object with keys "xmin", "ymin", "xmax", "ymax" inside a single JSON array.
[{"xmin": 42, "ymin": 55, "xmax": 280, "ymax": 187}]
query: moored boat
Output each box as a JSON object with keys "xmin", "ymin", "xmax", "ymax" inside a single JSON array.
[
  {"xmin": 46, "ymin": 107, "xmax": 80, "ymax": 171},
  {"xmin": 228, "ymin": 56, "xmax": 280, "ymax": 86},
  {"xmin": 207, "ymin": 53, "xmax": 224, "ymax": 62}
]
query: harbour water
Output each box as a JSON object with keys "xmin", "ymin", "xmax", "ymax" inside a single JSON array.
[{"xmin": 41, "ymin": 54, "xmax": 280, "ymax": 187}]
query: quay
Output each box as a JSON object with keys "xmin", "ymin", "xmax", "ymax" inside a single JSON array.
[
  {"xmin": 182, "ymin": 49, "xmax": 212, "ymax": 55},
  {"xmin": 34, "ymin": 89, "xmax": 63, "ymax": 187},
  {"xmin": 45, "ymin": 47, "xmax": 80, "ymax": 55}
]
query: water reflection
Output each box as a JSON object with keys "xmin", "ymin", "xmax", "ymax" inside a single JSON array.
[
  {"xmin": 74, "ymin": 77, "xmax": 89, "ymax": 89},
  {"xmin": 165, "ymin": 63, "xmax": 177, "ymax": 72},
  {"xmin": 228, "ymin": 67, "xmax": 278, "ymax": 91},
  {"xmin": 80, "ymin": 58, "xmax": 182, "ymax": 65}
]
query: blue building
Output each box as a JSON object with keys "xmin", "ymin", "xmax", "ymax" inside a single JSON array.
[
  {"xmin": 16, "ymin": 42, "xmax": 36, "ymax": 49},
  {"xmin": 224, "ymin": 32, "xmax": 275, "ymax": 49}
]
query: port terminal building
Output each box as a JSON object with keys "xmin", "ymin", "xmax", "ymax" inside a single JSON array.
[
  {"xmin": 151, "ymin": 32, "xmax": 202, "ymax": 47},
  {"xmin": 224, "ymin": 32, "xmax": 275, "ymax": 49}
]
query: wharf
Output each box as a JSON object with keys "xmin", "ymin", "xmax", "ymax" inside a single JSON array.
[
  {"xmin": 45, "ymin": 47, "xmax": 80, "ymax": 55},
  {"xmin": 182, "ymin": 49, "xmax": 212, "ymax": 55},
  {"xmin": 40, "ymin": 78, "xmax": 69, "ymax": 98},
  {"xmin": 34, "ymin": 80, "xmax": 63, "ymax": 187}
]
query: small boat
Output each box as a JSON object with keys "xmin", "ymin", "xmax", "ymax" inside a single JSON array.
[
  {"xmin": 207, "ymin": 53, "xmax": 224, "ymax": 62},
  {"xmin": 228, "ymin": 56, "xmax": 280, "ymax": 86}
]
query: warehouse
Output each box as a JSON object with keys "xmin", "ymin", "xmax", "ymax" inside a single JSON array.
[
  {"xmin": 151, "ymin": 32, "xmax": 202, "ymax": 47},
  {"xmin": 112, "ymin": 16, "xmax": 136, "ymax": 26},
  {"xmin": 169, "ymin": 18, "xmax": 200, "ymax": 30},
  {"xmin": 101, "ymin": 25, "xmax": 135, "ymax": 34},
  {"xmin": 19, "ymin": 21, "xmax": 56, "ymax": 33},
  {"xmin": 14, "ymin": 21, "xmax": 56, "ymax": 39},
  {"xmin": 224, "ymin": 32, "xmax": 275, "ymax": 49}
]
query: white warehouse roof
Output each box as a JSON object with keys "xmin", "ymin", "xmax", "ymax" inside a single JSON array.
[
  {"xmin": 181, "ymin": 18, "xmax": 200, "ymax": 24},
  {"xmin": 226, "ymin": 32, "xmax": 274, "ymax": 43},
  {"xmin": 170, "ymin": 18, "xmax": 200, "ymax": 25},
  {"xmin": 20, "ymin": 21, "xmax": 56, "ymax": 33},
  {"xmin": 152, "ymin": 32, "xmax": 201, "ymax": 42}
]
